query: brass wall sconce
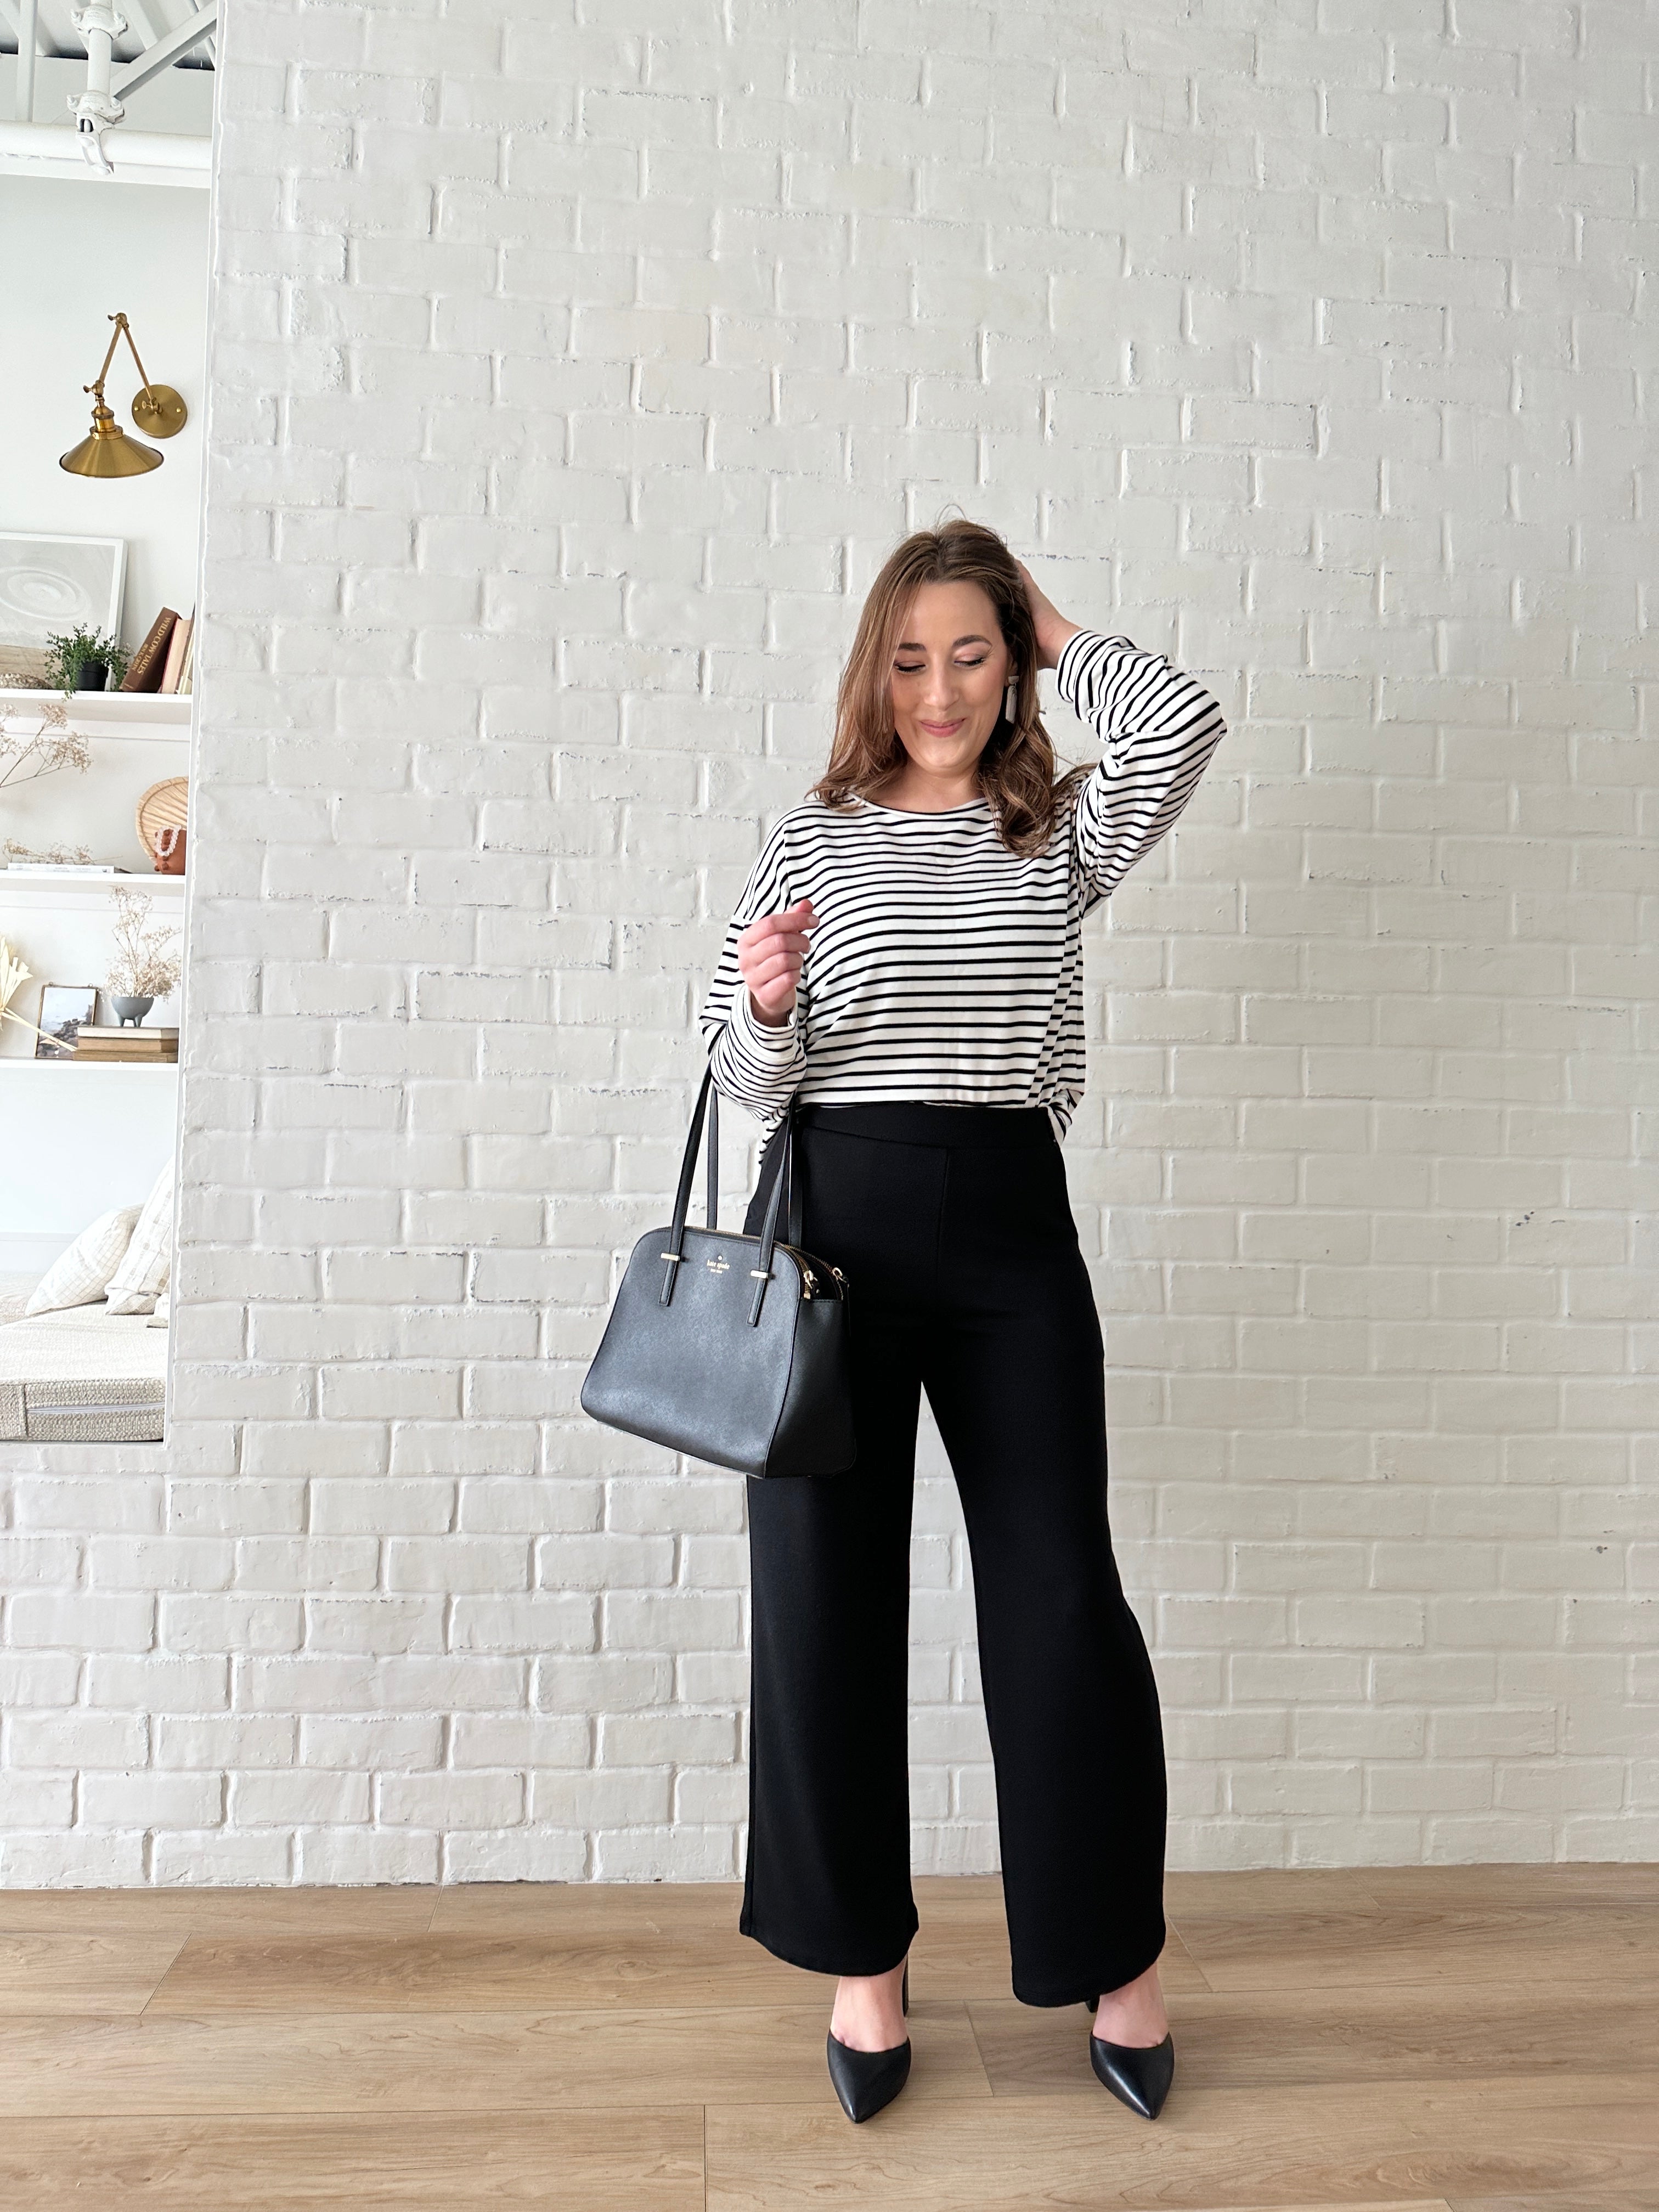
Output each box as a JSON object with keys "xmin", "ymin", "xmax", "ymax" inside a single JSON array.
[{"xmin": 59, "ymin": 312, "xmax": 189, "ymax": 479}]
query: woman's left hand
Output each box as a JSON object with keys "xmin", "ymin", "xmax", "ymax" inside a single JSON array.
[{"xmin": 1014, "ymin": 557, "xmax": 1083, "ymax": 672}]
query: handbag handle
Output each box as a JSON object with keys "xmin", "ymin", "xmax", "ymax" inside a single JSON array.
[
  {"xmin": 659, "ymin": 1048, "xmax": 801, "ymax": 1321},
  {"xmin": 704, "ymin": 1070, "xmax": 802, "ymax": 1251},
  {"xmin": 706, "ymin": 1078, "xmax": 720, "ymax": 1234},
  {"xmin": 698, "ymin": 1019, "xmax": 803, "ymax": 1250}
]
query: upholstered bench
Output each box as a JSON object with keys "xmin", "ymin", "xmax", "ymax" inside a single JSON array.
[{"xmin": 0, "ymin": 1299, "xmax": 167, "ymax": 1443}]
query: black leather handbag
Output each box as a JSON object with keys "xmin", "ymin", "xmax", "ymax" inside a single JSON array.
[{"xmin": 580, "ymin": 1057, "xmax": 857, "ymax": 1478}]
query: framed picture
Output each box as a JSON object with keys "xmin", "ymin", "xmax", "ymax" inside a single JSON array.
[
  {"xmin": 0, "ymin": 533, "xmax": 127, "ymax": 653},
  {"xmin": 34, "ymin": 983, "xmax": 97, "ymax": 1060}
]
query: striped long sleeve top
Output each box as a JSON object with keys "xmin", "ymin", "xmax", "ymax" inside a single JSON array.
[{"xmin": 697, "ymin": 627, "xmax": 1228, "ymax": 1138}]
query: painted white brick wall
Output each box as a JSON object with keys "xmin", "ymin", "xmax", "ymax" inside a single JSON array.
[{"xmin": 2, "ymin": 0, "xmax": 1654, "ymax": 1884}]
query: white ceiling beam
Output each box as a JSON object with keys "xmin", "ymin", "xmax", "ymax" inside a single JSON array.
[
  {"xmin": 0, "ymin": 0, "xmax": 55, "ymax": 50},
  {"xmin": 13, "ymin": 0, "xmax": 80, "ymax": 59},
  {"xmin": 109, "ymin": 0, "xmax": 215, "ymax": 98},
  {"xmin": 4, "ymin": 0, "xmax": 56, "ymax": 125},
  {"xmin": 13, "ymin": 0, "xmax": 41, "ymax": 120}
]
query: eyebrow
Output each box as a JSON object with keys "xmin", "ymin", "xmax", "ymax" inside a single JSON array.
[{"xmin": 894, "ymin": 634, "xmax": 994, "ymax": 650}]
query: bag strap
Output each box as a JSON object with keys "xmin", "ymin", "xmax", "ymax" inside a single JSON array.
[
  {"xmin": 701, "ymin": 1017, "xmax": 804, "ymax": 1245},
  {"xmin": 661, "ymin": 1035, "xmax": 803, "ymax": 1318},
  {"xmin": 706, "ymin": 1079, "xmax": 720, "ymax": 1234},
  {"xmin": 783, "ymin": 1096, "xmax": 803, "ymax": 1249},
  {"xmin": 705, "ymin": 1084, "xmax": 801, "ymax": 1246},
  {"xmin": 661, "ymin": 1058, "xmax": 716, "ymax": 1305}
]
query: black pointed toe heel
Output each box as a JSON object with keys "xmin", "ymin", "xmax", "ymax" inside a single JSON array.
[
  {"xmin": 826, "ymin": 1959, "xmax": 912, "ymax": 2124},
  {"xmin": 826, "ymin": 2028, "xmax": 912, "ymax": 2124},
  {"xmin": 1084, "ymin": 1997, "xmax": 1175, "ymax": 2120}
]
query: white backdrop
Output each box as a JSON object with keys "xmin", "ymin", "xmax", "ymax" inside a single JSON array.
[{"xmin": 2, "ymin": 0, "xmax": 1654, "ymax": 1885}]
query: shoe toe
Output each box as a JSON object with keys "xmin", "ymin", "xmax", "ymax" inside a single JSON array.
[
  {"xmin": 826, "ymin": 2030, "xmax": 912, "ymax": 2124},
  {"xmin": 1088, "ymin": 2030, "xmax": 1175, "ymax": 2120}
]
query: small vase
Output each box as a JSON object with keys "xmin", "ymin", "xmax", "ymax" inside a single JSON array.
[
  {"xmin": 111, "ymin": 995, "xmax": 154, "ymax": 1027},
  {"xmin": 77, "ymin": 662, "xmax": 109, "ymax": 692}
]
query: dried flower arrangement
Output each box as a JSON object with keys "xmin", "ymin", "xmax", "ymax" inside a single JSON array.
[
  {"xmin": 0, "ymin": 699, "xmax": 92, "ymax": 798},
  {"xmin": 0, "ymin": 935, "xmax": 42, "ymax": 1046},
  {"xmin": 107, "ymin": 886, "xmax": 182, "ymax": 1000},
  {"xmin": 4, "ymin": 838, "xmax": 94, "ymax": 866}
]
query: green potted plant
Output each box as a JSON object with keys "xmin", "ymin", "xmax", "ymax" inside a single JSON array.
[{"xmin": 44, "ymin": 625, "xmax": 131, "ymax": 696}]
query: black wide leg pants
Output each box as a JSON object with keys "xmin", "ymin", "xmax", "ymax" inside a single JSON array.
[{"xmin": 737, "ymin": 1099, "xmax": 1168, "ymax": 2008}]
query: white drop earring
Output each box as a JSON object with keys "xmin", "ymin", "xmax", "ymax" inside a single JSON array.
[{"xmin": 1003, "ymin": 679, "xmax": 1017, "ymax": 724}]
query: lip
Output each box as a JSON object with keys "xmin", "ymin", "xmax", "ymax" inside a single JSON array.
[{"xmin": 918, "ymin": 718, "xmax": 965, "ymax": 734}]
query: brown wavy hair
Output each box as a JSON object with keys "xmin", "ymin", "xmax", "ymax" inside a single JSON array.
[{"xmin": 810, "ymin": 514, "xmax": 1088, "ymax": 857}]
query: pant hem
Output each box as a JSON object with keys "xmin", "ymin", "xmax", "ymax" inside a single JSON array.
[
  {"xmin": 740, "ymin": 1915, "xmax": 918, "ymax": 1983},
  {"xmin": 1011, "ymin": 1927, "xmax": 1168, "ymax": 2011}
]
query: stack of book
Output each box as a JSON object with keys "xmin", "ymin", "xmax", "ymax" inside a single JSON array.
[
  {"xmin": 120, "ymin": 606, "xmax": 195, "ymax": 695},
  {"xmin": 74, "ymin": 1024, "xmax": 179, "ymax": 1064}
]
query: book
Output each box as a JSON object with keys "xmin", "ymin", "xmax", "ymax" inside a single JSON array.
[
  {"xmin": 160, "ymin": 614, "xmax": 192, "ymax": 695},
  {"xmin": 178, "ymin": 618, "xmax": 195, "ymax": 693},
  {"xmin": 76, "ymin": 1034, "xmax": 178, "ymax": 1049},
  {"xmin": 120, "ymin": 609, "xmax": 178, "ymax": 694},
  {"xmin": 4, "ymin": 861, "xmax": 133, "ymax": 876},
  {"xmin": 75, "ymin": 1045, "xmax": 179, "ymax": 1064},
  {"xmin": 78, "ymin": 1026, "xmax": 179, "ymax": 1045}
]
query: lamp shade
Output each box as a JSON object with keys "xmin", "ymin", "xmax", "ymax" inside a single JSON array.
[{"xmin": 60, "ymin": 398, "xmax": 163, "ymax": 478}]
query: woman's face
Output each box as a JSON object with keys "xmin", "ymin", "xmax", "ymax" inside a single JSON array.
[{"xmin": 887, "ymin": 579, "xmax": 1013, "ymax": 782}]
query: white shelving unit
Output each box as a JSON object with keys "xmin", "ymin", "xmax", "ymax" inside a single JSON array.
[
  {"xmin": 1, "ymin": 872, "xmax": 188, "ymax": 910},
  {"xmin": 0, "ymin": 688, "xmax": 193, "ymax": 731},
  {"xmin": 1, "ymin": 689, "xmax": 190, "ymax": 1266},
  {"xmin": 0, "ymin": 687, "xmax": 191, "ymax": 883}
]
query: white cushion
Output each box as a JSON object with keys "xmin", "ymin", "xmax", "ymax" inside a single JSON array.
[
  {"xmin": 0, "ymin": 1304, "xmax": 168, "ymax": 1442},
  {"xmin": 104, "ymin": 1154, "xmax": 174, "ymax": 1317},
  {"xmin": 25, "ymin": 1206, "xmax": 142, "ymax": 1317},
  {"xmin": 145, "ymin": 1287, "xmax": 171, "ymax": 1331}
]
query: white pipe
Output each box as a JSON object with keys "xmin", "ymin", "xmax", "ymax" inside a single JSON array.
[
  {"xmin": 69, "ymin": 0, "xmax": 127, "ymax": 129},
  {"xmin": 84, "ymin": 20, "xmax": 112, "ymax": 103},
  {"xmin": 0, "ymin": 116, "xmax": 211, "ymax": 177},
  {"xmin": 15, "ymin": 0, "xmax": 38, "ymax": 123}
]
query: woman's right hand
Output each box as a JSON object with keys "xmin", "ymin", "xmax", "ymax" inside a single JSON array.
[{"xmin": 737, "ymin": 899, "xmax": 817, "ymax": 1027}]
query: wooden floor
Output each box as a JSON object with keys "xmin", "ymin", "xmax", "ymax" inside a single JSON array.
[{"xmin": 0, "ymin": 1866, "xmax": 1654, "ymax": 2209}]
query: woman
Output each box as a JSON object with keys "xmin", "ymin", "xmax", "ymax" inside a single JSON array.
[{"xmin": 697, "ymin": 518, "xmax": 1227, "ymax": 2124}]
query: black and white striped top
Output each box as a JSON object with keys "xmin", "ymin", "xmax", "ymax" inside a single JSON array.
[{"xmin": 697, "ymin": 628, "xmax": 1228, "ymax": 1138}]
